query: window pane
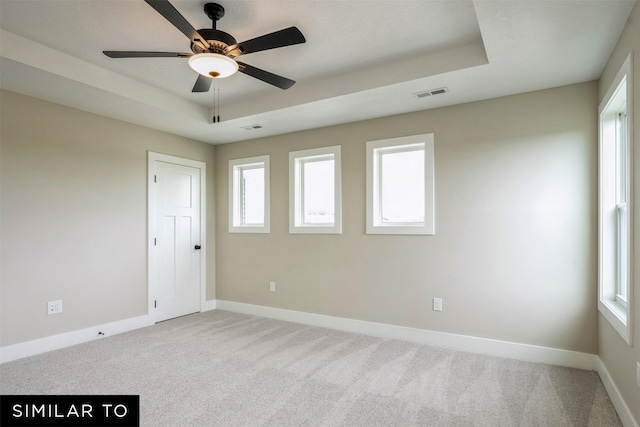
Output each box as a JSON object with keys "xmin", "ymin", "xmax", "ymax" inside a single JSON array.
[
  {"xmin": 380, "ymin": 149, "xmax": 424, "ymax": 223},
  {"xmin": 241, "ymin": 166, "xmax": 264, "ymax": 224},
  {"xmin": 616, "ymin": 111, "xmax": 627, "ymax": 204},
  {"xmin": 617, "ymin": 204, "xmax": 628, "ymax": 301},
  {"xmin": 302, "ymin": 159, "xmax": 334, "ymax": 224}
]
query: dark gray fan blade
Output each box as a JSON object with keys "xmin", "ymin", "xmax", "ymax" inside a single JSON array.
[
  {"xmin": 226, "ymin": 27, "xmax": 305, "ymax": 57},
  {"xmin": 237, "ymin": 61, "xmax": 295, "ymax": 90},
  {"xmin": 144, "ymin": 0, "xmax": 210, "ymax": 47},
  {"xmin": 192, "ymin": 74, "xmax": 213, "ymax": 92},
  {"xmin": 103, "ymin": 51, "xmax": 191, "ymax": 58}
]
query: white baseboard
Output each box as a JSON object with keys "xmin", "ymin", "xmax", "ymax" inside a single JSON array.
[
  {"xmin": 3, "ymin": 300, "xmax": 635, "ymax": 427},
  {"xmin": 215, "ymin": 299, "xmax": 598, "ymax": 370},
  {"xmin": 216, "ymin": 299, "xmax": 639, "ymax": 427},
  {"xmin": 0, "ymin": 315, "xmax": 149, "ymax": 364},
  {"xmin": 596, "ymin": 358, "xmax": 639, "ymax": 427},
  {"xmin": 201, "ymin": 299, "xmax": 217, "ymax": 312},
  {"xmin": 1, "ymin": 298, "xmax": 223, "ymax": 364},
  {"xmin": 1, "ymin": 301, "xmax": 219, "ymax": 364}
]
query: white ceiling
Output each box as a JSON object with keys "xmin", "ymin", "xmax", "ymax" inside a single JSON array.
[{"xmin": 0, "ymin": 0, "xmax": 636, "ymax": 144}]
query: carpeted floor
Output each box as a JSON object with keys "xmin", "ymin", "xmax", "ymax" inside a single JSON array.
[{"xmin": 0, "ymin": 310, "xmax": 621, "ymax": 426}]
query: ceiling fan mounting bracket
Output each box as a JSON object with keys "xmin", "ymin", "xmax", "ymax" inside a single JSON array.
[{"xmin": 204, "ymin": 3, "xmax": 225, "ymax": 24}]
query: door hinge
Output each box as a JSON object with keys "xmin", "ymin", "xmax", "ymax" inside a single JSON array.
[
  {"xmin": 154, "ymin": 300, "xmax": 157, "ymax": 308},
  {"xmin": 154, "ymin": 175, "xmax": 157, "ymax": 183},
  {"xmin": 154, "ymin": 238, "xmax": 157, "ymax": 246}
]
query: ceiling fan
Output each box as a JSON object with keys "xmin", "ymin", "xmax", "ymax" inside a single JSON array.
[{"xmin": 103, "ymin": 0, "xmax": 306, "ymax": 92}]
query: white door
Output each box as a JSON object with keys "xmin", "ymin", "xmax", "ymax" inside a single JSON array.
[{"xmin": 149, "ymin": 153, "xmax": 205, "ymax": 323}]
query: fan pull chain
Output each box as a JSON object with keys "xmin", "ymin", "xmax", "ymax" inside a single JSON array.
[
  {"xmin": 212, "ymin": 79, "xmax": 217, "ymax": 123},
  {"xmin": 212, "ymin": 79, "xmax": 221, "ymax": 123},
  {"xmin": 217, "ymin": 79, "xmax": 221, "ymax": 123}
]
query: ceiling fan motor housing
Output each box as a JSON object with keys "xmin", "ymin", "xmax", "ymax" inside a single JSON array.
[{"xmin": 191, "ymin": 29, "xmax": 237, "ymax": 54}]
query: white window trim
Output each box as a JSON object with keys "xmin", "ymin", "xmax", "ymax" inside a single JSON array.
[
  {"xmin": 366, "ymin": 133, "xmax": 435, "ymax": 235},
  {"xmin": 229, "ymin": 155, "xmax": 270, "ymax": 233},
  {"xmin": 289, "ymin": 146, "xmax": 342, "ymax": 234},
  {"xmin": 598, "ymin": 53, "xmax": 633, "ymax": 345}
]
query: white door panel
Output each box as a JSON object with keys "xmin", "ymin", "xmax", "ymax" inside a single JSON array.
[{"xmin": 149, "ymin": 155, "xmax": 204, "ymax": 323}]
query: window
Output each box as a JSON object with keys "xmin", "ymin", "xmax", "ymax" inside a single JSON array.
[
  {"xmin": 599, "ymin": 53, "xmax": 632, "ymax": 345},
  {"xmin": 229, "ymin": 155, "xmax": 270, "ymax": 233},
  {"xmin": 366, "ymin": 133, "xmax": 435, "ymax": 235},
  {"xmin": 289, "ymin": 146, "xmax": 342, "ymax": 234}
]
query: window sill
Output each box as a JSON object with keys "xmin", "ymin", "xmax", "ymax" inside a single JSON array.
[
  {"xmin": 366, "ymin": 224, "xmax": 434, "ymax": 235},
  {"xmin": 598, "ymin": 298, "xmax": 631, "ymax": 345},
  {"xmin": 290, "ymin": 225, "xmax": 341, "ymax": 234},
  {"xmin": 229, "ymin": 226, "xmax": 270, "ymax": 234}
]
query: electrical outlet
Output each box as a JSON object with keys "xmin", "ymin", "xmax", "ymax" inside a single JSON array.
[
  {"xmin": 269, "ymin": 281, "xmax": 276, "ymax": 292},
  {"xmin": 47, "ymin": 300, "xmax": 63, "ymax": 314},
  {"xmin": 433, "ymin": 298, "xmax": 443, "ymax": 312}
]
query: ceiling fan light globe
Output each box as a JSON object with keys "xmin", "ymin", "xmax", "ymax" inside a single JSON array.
[{"xmin": 188, "ymin": 53, "xmax": 238, "ymax": 78}]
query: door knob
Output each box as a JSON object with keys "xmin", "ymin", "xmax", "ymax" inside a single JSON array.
[{"xmin": 194, "ymin": 245, "xmax": 201, "ymax": 250}]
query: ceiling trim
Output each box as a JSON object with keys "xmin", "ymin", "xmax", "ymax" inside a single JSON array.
[{"xmin": 0, "ymin": 29, "xmax": 208, "ymax": 122}]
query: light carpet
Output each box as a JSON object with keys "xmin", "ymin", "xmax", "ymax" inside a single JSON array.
[{"xmin": 0, "ymin": 310, "xmax": 621, "ymax": 426}]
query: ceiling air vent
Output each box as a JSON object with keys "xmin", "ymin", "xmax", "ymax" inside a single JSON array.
[
  {"xmin": 240, "ymin": 124, "xmax": 263, "ymax": 131},
  {"xmin": 413, "ymin": 87, "xmax": 449, "ymax": 99}
]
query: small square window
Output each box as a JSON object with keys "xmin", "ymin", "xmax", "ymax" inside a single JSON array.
[
  {"xmin": 289, "ymin": 146, "xmax": 342, "ymax": 234},
  {"xmin": 229, "ymin": 155, "xmax": 270, "ymax": 233},
  {"xmin": 367, "ymin": 133, "xmax": 435, "ymax": 235}
]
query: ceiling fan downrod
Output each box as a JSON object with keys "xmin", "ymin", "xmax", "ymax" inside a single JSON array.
[{"xmin": 191, "ymin": 3, "xmax": 235, "ymax": 55}]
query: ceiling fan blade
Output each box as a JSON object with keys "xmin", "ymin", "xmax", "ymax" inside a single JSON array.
[
  {"xmin": 192, "ymin": 74, "xmax": 213, "ymax": 92},
  {"xmin": 144, "ymin": 0, "xmax": 210, "ymax": 47},
  {"xmin": 103, "ymin": 51, "xmax": 191, "ymax": 58},
  {"xmin": 226, "ymin": 26, "xmax": 305, "ymax": 57},
  {"xmin": 237, "ymin": 61, "xmax": 295, "ymax": 90}
]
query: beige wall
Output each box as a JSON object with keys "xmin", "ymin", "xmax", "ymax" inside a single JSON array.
[
  {"xmin": 0, "ymin": 90, "xmax": 216, "ymax": 346},
  {"xmin": 215, "ymin": 81, "xmax": 599, "ymax": 354},
  {"xmin": 598, "ymin": 1, "xmax": 640, "ymax": 422},
  {"xmin": 2, "ymin": 80, "xmax": 601, "ymax": 357}
]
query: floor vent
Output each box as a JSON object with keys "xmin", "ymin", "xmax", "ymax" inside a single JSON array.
[{"xmin": 413, "ymin": 87, "xmax": 449, "ymax": 99}]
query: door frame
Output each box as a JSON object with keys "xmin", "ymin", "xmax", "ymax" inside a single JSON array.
[{"xmin": 148, "ymin": 151, "xmax": 207, "ymax": 325}]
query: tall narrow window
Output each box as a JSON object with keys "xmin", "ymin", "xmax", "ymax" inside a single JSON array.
[
  {"xmin": 229, "ymin": 155, "xmax": 270, "ymax": 233},
  {"xmin": 289, "ymin": 146, "xmax": 342, "ymax": 234},
  {"xmin": 367, "ymin": 133, "xmax": 435, "ymax": 235},
  {"xmin": 599, "ymin": 53, "xmax": 632, "ymax": 345}
]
